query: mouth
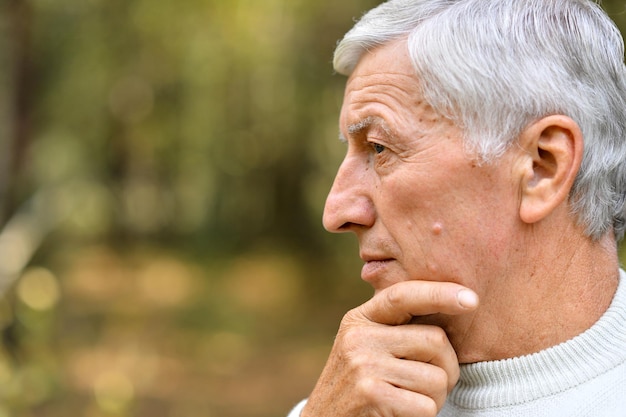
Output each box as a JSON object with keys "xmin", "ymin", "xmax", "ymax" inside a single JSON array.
[{"xmin": 360, "ymin": 257, "xmax": 395, "ymax": 283}]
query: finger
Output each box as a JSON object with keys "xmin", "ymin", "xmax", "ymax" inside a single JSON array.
[
  {"xmin": 388, "ymin": 324, "xmax": 460, "ymax": 388},
  {"xmin": 344, "ymin": 323, "xmax": 460, "ymax": 391},
  {"xmin": 359, "ymin": 280, "xmax": 479, "ymax": 325},
  {"xmin": 349, "ymin": 323, "xmax": 458, "ymax": 372},
  {"xmin": 356, "ymin": 378, "xmax": 441, "ymax": 417},
  {"xmin": 382, "ymin": 358, "xmax": 453, "ymax": 409}
]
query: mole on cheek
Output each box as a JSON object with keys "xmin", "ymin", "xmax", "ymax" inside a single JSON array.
[
  {"xmin": 427, "ymin": 261, "xmax": 438, "ymax": 274},
  {"xmin": 432, "ymin": 222, "xmax": 444, "ymax": 235}
]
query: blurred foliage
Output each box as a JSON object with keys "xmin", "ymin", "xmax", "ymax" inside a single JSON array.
[{"xmin": 0, "ymin": 0, "xmax": 626, "ymax": 416}]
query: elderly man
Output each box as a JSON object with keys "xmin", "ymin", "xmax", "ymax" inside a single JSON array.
[{"xmin": 289, "ymin": 0, "xmax": 626, "ymax": 416}]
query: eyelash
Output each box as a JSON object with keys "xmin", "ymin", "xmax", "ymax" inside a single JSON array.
[{"xmin": 371, "ymin": 143, "xmax": 386, "ymax": 154}]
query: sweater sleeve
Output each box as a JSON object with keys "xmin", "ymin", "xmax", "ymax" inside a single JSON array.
[{"xmin": 287, "ymin": 399, "xmax": 307, "ymax": 417}]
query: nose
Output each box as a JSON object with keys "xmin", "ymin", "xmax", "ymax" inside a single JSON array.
[{"xmin": 322, "ymin": 155, "xmax": 375, "ymax": 233}]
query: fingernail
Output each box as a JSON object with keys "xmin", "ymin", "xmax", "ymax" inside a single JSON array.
[{"xmin": 457, "ymin": 289, "xmax": 479, "ymax": 309}]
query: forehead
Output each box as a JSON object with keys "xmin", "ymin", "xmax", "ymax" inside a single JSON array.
[
  {"xmin": 348, "ymin": 39, "xmax": 414, "ymax": 80},
  {"xmin": 340, "ymin": 39, "xmax": 453, "ymax": 138}
]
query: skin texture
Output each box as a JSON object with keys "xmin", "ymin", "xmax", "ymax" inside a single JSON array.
[{"xmin": 302, "ymin": 39, "xmax": 619, "ymax": 417}]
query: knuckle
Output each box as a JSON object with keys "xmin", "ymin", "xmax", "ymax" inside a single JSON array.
[
  {"xmin": 339, "ymin": 313, "xmax": 373, "ymax": 340},
  {"xmin": 379, "ymin": 286, "xmax": 412, "ymax": 324},
  {"xmin": 338, "ymin": 322, "xmax": 371, "ymax": 347},
  {"xmin": 420, "ymin": 398, "xmax": 439, "ymax": 417},
  {"xmin": 428, "ymin": 366, "xmax": 449, "ymax": 392},
  {"xmin": 425, "ymin": 325, "xmax": 449, "ymax": 347},
  {"xmin": 417, "ymin": 365, "xmax": 449, "ymax": 410},
  {"xmin": 355, "ymin": 376, "xmax": 382, "ymax": 402},
  {"xmin": 384, "ymin": 284, "xmax": 403, "ymax": 307},
  {"xmin": 341, "ymin": 306, "xmax": 364, "ymax": 327},
  {"xmin": 448, "ymin": 363, "xmax": 460, "ymax": 390},
  {"xmin": 333, "ymin": 329, "xmax": 379, "ymax": 372},
  {"xmin": 346, "ymin": 351, "xmax": 373, "ymax": 373}
]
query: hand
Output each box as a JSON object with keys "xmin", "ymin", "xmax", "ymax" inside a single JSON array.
[{"xmin": 301, "ymin": 280, "xmax": 479, "ymax": 417}]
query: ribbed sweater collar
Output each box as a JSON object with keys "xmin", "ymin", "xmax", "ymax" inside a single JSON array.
[{"xmin": 448, "ymin": 269, "xmax": 626, "ymax": 409}]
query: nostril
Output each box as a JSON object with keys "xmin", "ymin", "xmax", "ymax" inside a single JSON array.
[{"xmin": 338, "ymin": 222, "xmax": 353, "ymax": 231}]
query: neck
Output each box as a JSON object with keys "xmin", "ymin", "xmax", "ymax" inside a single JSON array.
[{"xmin": 452, "ymin": 226, "xmax": 620, "ymax": 364}]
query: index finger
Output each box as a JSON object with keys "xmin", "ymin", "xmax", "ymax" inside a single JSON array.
[{"xmin": 360, "ymin": 280, "xmax": 479, "ymax": 325}]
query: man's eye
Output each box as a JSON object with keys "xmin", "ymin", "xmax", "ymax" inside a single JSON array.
[{"xmin": 372, "ymin": 143, "xmax": 386, "ymax": 154}]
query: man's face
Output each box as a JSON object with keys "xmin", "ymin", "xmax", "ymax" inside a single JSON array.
[{"xmin": 323, "ymin": 39, "xmax": 522, "ymax": 298}]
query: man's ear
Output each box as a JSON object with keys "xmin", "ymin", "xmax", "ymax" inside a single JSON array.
[{"xmin": 517, "ymin": 115, "xmax": 583, "ymax": 224}]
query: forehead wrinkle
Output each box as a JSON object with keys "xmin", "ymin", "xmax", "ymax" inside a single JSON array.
[
  {"xmin": 350, "ymin": 80, "xmax": 419, "ymax": 110},
  {"xmin": 344, "ymin": 82, "xmax": 425, "ymax": 138},
  {"xmin": 342, "ymin": 71, "xmax": 441, "ymax": 144}
]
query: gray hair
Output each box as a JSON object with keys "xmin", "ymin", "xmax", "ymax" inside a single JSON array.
[{"xmin": 334, "ymin": 0, "xmax": 626, "ymax": 241}]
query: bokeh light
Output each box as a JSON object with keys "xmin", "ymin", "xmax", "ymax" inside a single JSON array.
[{"xmin": 17, "ymin": 267, "xmax": 60, "ymax": 311}]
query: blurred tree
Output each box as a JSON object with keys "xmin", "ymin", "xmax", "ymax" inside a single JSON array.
[
  {"xmin": 2, "ymin": 0, "xmax": 34, "ymax": 222},
  {"xmin": 9, "ymin": 0, "xmax": 380, "ymax": 254}
]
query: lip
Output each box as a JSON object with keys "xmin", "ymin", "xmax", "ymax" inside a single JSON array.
[{"xmin": 360, "ymin": 258, "xmax": 395, "ymax": 283}]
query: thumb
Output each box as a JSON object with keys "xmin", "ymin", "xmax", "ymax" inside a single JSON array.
[{"xmin": 359, "ymin": 281, "xmax": 479, "ymax": 325}]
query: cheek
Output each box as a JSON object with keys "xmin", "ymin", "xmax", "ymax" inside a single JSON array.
[
  {"xmin": 416, "ymin": 219, "xmax": 482, "ymax": 281},
  {"xmin": 381, "ymin": 169, "xmax": 499, "ymax": 270},
  {"xmin": 424, "ymin": 222, "xmax": 446, "ymax": 274},
  {"xmin": 398, "ymin": 219, "xmax": 452, "ymax": 276},
  {"xmin": 384, "ymin": 179, "xmax": 440, "ymax": 222}
]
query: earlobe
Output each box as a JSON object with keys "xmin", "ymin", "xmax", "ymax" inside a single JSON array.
[{"xmin": 518, "ymin": 115, "xmax": 583, "ymax": 224}]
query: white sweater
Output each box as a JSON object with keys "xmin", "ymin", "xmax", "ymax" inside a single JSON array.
[{"xmin": 289, "ymin": 269, "xmax": 626, "ymax": 416}]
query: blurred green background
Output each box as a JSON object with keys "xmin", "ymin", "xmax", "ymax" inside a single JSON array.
[{"xmin": 1, "ymin": 0, "xmax": 626, "ymax": 416}]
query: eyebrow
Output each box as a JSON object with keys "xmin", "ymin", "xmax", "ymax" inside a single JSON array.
[{"xmin": 338, "ymin": 116, "xmax": 395, "ymax": 143}]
